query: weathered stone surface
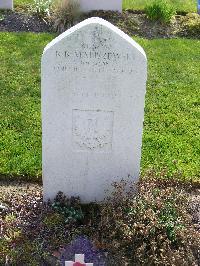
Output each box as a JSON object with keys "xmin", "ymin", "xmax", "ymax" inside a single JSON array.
[
  {"xmin": 79, "ymin": 0, "xmax": 122, "ymax": 13},
  {"xmin": 42, "ymin": 17, "xmax": 147, "ymax": 202},
  {"xmin": 0, "ymin": 0, "xmax": 13, "ymax": 10}
]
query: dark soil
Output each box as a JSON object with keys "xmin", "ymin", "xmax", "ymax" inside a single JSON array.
[
  {"xmin": 85, "ymin": 11, "xmax": 178, "ymax": 39},
  {"xmin": 0, "ymin": 10, "xmax": 51, "ymax": 33},
  {"xmin": 84, "ymin": 10, "xmax": 200, "ymax": 39},
  {"xmin": 0, "ymin": 10, "xmax": 199, "ymax": 39},
  {"xmin": 1, "ymin": 180, "xmax": 200, "ymax": 230}
]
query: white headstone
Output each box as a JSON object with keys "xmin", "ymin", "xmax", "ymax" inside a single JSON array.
[
  {"xmin": 0, "ymin": 0, "xmax": 13, "ymax": 9},
  {"xmin": 79, "ymin": 0, "xmax": 122, "ymax": 13},
  {"xmin": 42, "ymin": 17, "xmax": 147, "ymax": 202}
]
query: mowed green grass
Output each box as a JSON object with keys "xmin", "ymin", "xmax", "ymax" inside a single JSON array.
[
  {"xmin": 0, "ymin": 33, "xmax": 55, "ymax": 178},
  {"xmin": 14, "ymin": 0, "xmax": 31, "ymax": 7},
  {"xmin": 0, "ymin": 33, "xmax": 199, "ymax": 180},
  {"xmin": 139, "ymin": 38, "xmax": 200, "ymax": 180},
  {"xmin": 123, "ymin": 0, "xmax": 197, "ymax": 12},
  {"xmin": 15, "ymin": 0, "xmax": 197, "ymax": 12}
]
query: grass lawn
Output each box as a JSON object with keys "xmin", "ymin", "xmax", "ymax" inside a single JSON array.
[
  {"xmin": 15, "ymin": 0, "xmax": 32, "ymax": 7},
  {"xmin": 123, "ymin": 0, "xmax": 197, "ymax": 12},
  {"xmin": 0, "ymin": 33, "xmax": 199, "ymax": 181},
  {"xmin": 15, "ymin": 0, "xmax": 197, "ymax": 12}
]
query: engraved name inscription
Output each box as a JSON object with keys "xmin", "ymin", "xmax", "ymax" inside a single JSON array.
[
  {"xmin": 55, "ymin": 51, "xmax": 132, "ymax": 61},
  {"xmin": 53, "ymin": 47, "xmax": 135, "ymax": 75},
  {"xmin": 72, "ymin": 110, "xmax": 114, "ymax": 152}
]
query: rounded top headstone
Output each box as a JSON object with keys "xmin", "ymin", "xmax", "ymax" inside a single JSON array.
[
  {"xmin": 42, "ymin": 17, "xmax": 147, "ymax": 202},
  {"xmin": 43, "ymin": 17, "xmax": 146, "ymax": 61}
]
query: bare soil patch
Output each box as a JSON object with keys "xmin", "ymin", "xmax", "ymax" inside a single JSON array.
[
  {"xmin": 1, "ymin": 180, "xmax": 200, "ymax": 229},
  {"xmin": 0, "ymin": 10, "xmax": 51, "ymax": 32},
  {"xmin": 0, "ymin": 10, "xmax": 199, "ymax": 39},
  {"xmin": 1, "ymin": 178, "xmax": 200, "ymax": 265}
]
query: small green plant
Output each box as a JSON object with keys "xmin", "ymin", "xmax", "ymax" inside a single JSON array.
[
  {"xmin": 50, "ymin": 0, "xmax": 80, "ymax": 32},
  {"xmin": 98, "ymin": 177, "xmax": 200, "ymax": 265},
  {"xmin": 181, "ymin": 13, "xmax": 200, "ymax": 37},
  {"xmin": 31, "ymin": 0, "xmax": 52, "ymax": 18},
  {"xmin": 0, "ymin": 12, "xmax": 5, "ymax": 21},
  {"xmin": 145, "ymin": 0, "xmax": 176, "ymax": 23},
  {"xmin": 158, "ymin": 200, "xmax": 184, "ymax": 242},
  {"xmin": 52, "ymin": 191, "xmax": 84, "ymax": 223},
  {"xmin": 43, "ymin": 212, "xmax": 64, "ymax": 228}
]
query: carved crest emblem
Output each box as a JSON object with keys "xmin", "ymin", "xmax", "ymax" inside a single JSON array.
[{"xmin": 72, "ymin": 110, "xmax": 114, "ymax": 152}]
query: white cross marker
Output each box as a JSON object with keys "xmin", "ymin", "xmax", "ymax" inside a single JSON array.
[{"xmin": 65, "ymin": 254, "xmax": 93, "ymax": 266}]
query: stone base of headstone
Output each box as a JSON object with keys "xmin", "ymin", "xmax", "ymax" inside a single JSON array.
[
  {"xmin": 0, "ymin": 0, "xmax": 13, "ymax": 10},
  {"xmin": 79, "ymin": 0, "xmax": 122, "ymax": 13}
]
